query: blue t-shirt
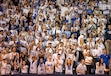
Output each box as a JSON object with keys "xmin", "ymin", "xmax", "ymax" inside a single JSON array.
[
  {"xmin": 100, "ymin": 54, "xmax": 110, "ymax": 67},
  {"xmin": 63, "ymin": 31, "xmax": 71, "ymax": 38}
]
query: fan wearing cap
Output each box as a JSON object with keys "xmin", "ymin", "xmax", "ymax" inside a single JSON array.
[{"xmin": 54, "ymin": 52, "xmax": 63, "ymax": 74}]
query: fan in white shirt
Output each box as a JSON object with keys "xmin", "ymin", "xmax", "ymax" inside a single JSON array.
[
  {"xmin": 95, "ymin": 58, "xmax": 108, "ymax": 74},
  {"xmin": 91, "ymin": 44, "xmax": 102, "ymax": 57},
  {"xmin": 69, "ymin": 34, "xmax": 77, "ymax": 45},
  {"xmin": 1, "ymin": 58, "xmax": 11, "ymax": 75},
  {"xmin": 20, "ymin": 61, "xmax": 28, "ymax": 74},
  {"xmin": 76, "ymin": 59, "xmax": 87, "ymax": 75},
  {"xmin": 45, "ymin": 43, "xmax": 55, "ymax": 55},
  {"xmin": 65, "ymin": 58, "xmax": 74, "ymax": 75},
  {"xmin": 86, "ymin": 38, "xmax": 95, "ymax": 50},
  {"xmin": 46, "ymin": 36, "xmax": 55, "ymax": 47},
  {"xmin": 96, "ymin": 38, "xmax": 105, "ymax": 51},
  {"xmin": 38, "ymin": 57, "xmax": 45, "ymax": 74},
  {"xmin": 58, "ymin": 3, "xmax": 68, "ymax": 17},
  {"xmin": 29, "ymin": 56, "xmax": 37, "ymax": 74},
  {"xmin": 45, "ymin": 54, "xmax": 54, "ymax": 74},
  {"xmin": 54, "ymin": 53, "xmax": 63, "ymax": 74},
  {"xmin": 9, "ymin": 47, "xmax": 19, "ymax": 60}
]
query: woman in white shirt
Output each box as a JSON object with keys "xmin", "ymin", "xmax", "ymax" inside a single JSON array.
[
  {"xmin": 65, "ymin": 58, "xmax": 73, "ymax": 75},
  {"xmin": 69, "ymin": 34, "xmax": 77, "ymax": 45},
  {"xmin": 20, "ymin": 61, "xmax": 28, "ymax": 74},
  {"xmin": 85, "ymin": 52, "xmax": 93, "ymax": 74},
  {"xmin": 83, "ymin": 45, "xmax": 90, "ymax": 58},
  {"xmin": 95, "ymin": 58, "xmax": 108, "ymax": 74}
]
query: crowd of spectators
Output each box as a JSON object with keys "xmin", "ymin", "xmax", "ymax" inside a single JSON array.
[{"xmin": 0, "ymin": 0, "xmax": 111, "ymax": 75}]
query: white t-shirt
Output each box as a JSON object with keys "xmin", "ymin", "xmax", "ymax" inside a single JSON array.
[
  {"xmin": 54, "ymin": 58, "xmax": 63, "ymax": 72},
  {"xmin": 65, "ymin": 65, "xmax": 73, "ymax": 74},
  {"xmin": 21, "ymin": 65, "xmax": 28, "ymax": 73},
  {"xmin": 45, "ymin": 60, "xmax": 54, "ymax": 74},
  {"xmin": 5, "ymin": 64, "xmax": 11, "ymax": 74},
  {"xmin": 76, "ymin": 63, "xmax": 87, "ymax": 75},
  {"xmin": 97, "ymin": 43, "xmax": 105, "ymax": 51},
  {"xmin": 1, "ymin": 62, "xmax": 7, "ymax": 75},
  {"xmin": 91, "ymin": 49, "xmax": 102, "ymax": 57},
  {"xmin": 69, "ymin": 38, "xmax": 77, "ymax": 45},
  {"xmin": 60, "ymin": 6, "xmax": 68, "ymax": 17},
  {"xmin": 29, "ymin": 60, "xmax": 37, "ymax": 74},
  {"xmin": 95, "ymin": 62, "xmax": 106, "ymax": 74},
  {"xmin": 85, "ymin": 56, "xmax": 93, "ymax": 65},
  {"xmin": 38, "ymin": 63, "xmax": 45, "ymax": 74}
]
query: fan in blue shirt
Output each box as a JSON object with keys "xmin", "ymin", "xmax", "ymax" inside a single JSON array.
[{"xmin": 100, "ymin": 49, "xmax": 110, "ymax": 68}]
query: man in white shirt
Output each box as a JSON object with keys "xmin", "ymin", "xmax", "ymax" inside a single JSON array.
[
  {"xmin": 57, "ymin": 2, "xmax": 68, "ymax": 17},
  {"xmin": 54, "ymin": 53, "xmax": 63, "ymax": 74},
  {"xmin": 29, "ymin": 56, "xmax": 37, "ymax": 74},
  {"xmin": 76, "ymin": 59, "xmax": 87, "ymax": 75},
  {"xmin": 45, "ymin": 54, "xmax": 54, "ymax": 74}
]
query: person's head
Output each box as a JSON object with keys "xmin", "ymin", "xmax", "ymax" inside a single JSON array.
[
  {"xmin": 57, "ymin": 53, "xmax": 61, "ymax": 59},
  {"xmin": 0, "ymin": 29, "xmax": 3, "ymax": 34},
  {"xmin": 94, "ymin": 44, "xmax": 98, "ymax": 49},
  {"xmin": 40, "ymin": 57, "xmax": 44, "ymax": 63},
  {"xmin": 81, "ymin": 59, "xmax": 85, "ymax": 65},
  {"xmin": 48, "ymin": 54, "xmax": 52, "ymax": 61},
  {"xmin": 32, "ymin": 56, "xmax": 37, "ymax": 61},
  {"xmin": 103, "ymin": 48, "xmax": 107, "ymax": 55},
  {"xmin": 85, "ymin": 45, "xmax": 90, "ymax": 50},
  {"xmin": 49, "ymin": 35, "xmax": 53, "ymax": 41},
  {"xmin": 99, "ymin": 58, "xmax": 104, "ymax": 64},
  {"xmin": 48, "ymin": 43, "xmax": 52, "ymax": 48},
  {"xmin": 22, "ymin": 60, "xmax": 26, "ymax": 65},
  {"xmin": 98, "ymin": 58, "xmax": 104, "ymax": 66},
  {"xmin": 65, "ymin": 26, "xmax": 69, "ymax": 31},
  {"xmin": 86, "ymin": 51, "xmax": 91, "ymax": 56},
  {"xmin": 108, "ymin": 25, "xmax": 111, "ymax": 30},
  {"xmin": 12, "ymin": 47, "xmax": 16, "ymax": 52},
  {"xmin": 4, "ymin": 58, "xmax": 8, "ymax": 63},
  {"xmin": 69, "ymin": 49, "xmax": 72, "ymax": 54},
  {"xmin": 71, "ymin": 34, "xmax": 75, "ymax": 39},
  {"xmin": 63, "ymin": 34, "xmax": 67, "ymax": 39}
]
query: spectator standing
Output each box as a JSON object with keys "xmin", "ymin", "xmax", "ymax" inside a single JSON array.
[
  {"xmin": 100, "ymin": 49, "xmax": 110, "ymax": 74},
  {"xmin": 45, "ymin": 54, "xmax": 54, "ymax": 74},
  {"xmin": 76, "ymin": 59, "xmax": 87, "ymax": 75},
  {"xmin": 38, "ymin": 57, "xmax": 45, "ymax": 74},
  {"xmin": 105, "ymin": 25, "xmax": 111, "ymax": 55},
  {"xmin": 95, "ymin": 58, "xmax": 109, "ymax": 74}
]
